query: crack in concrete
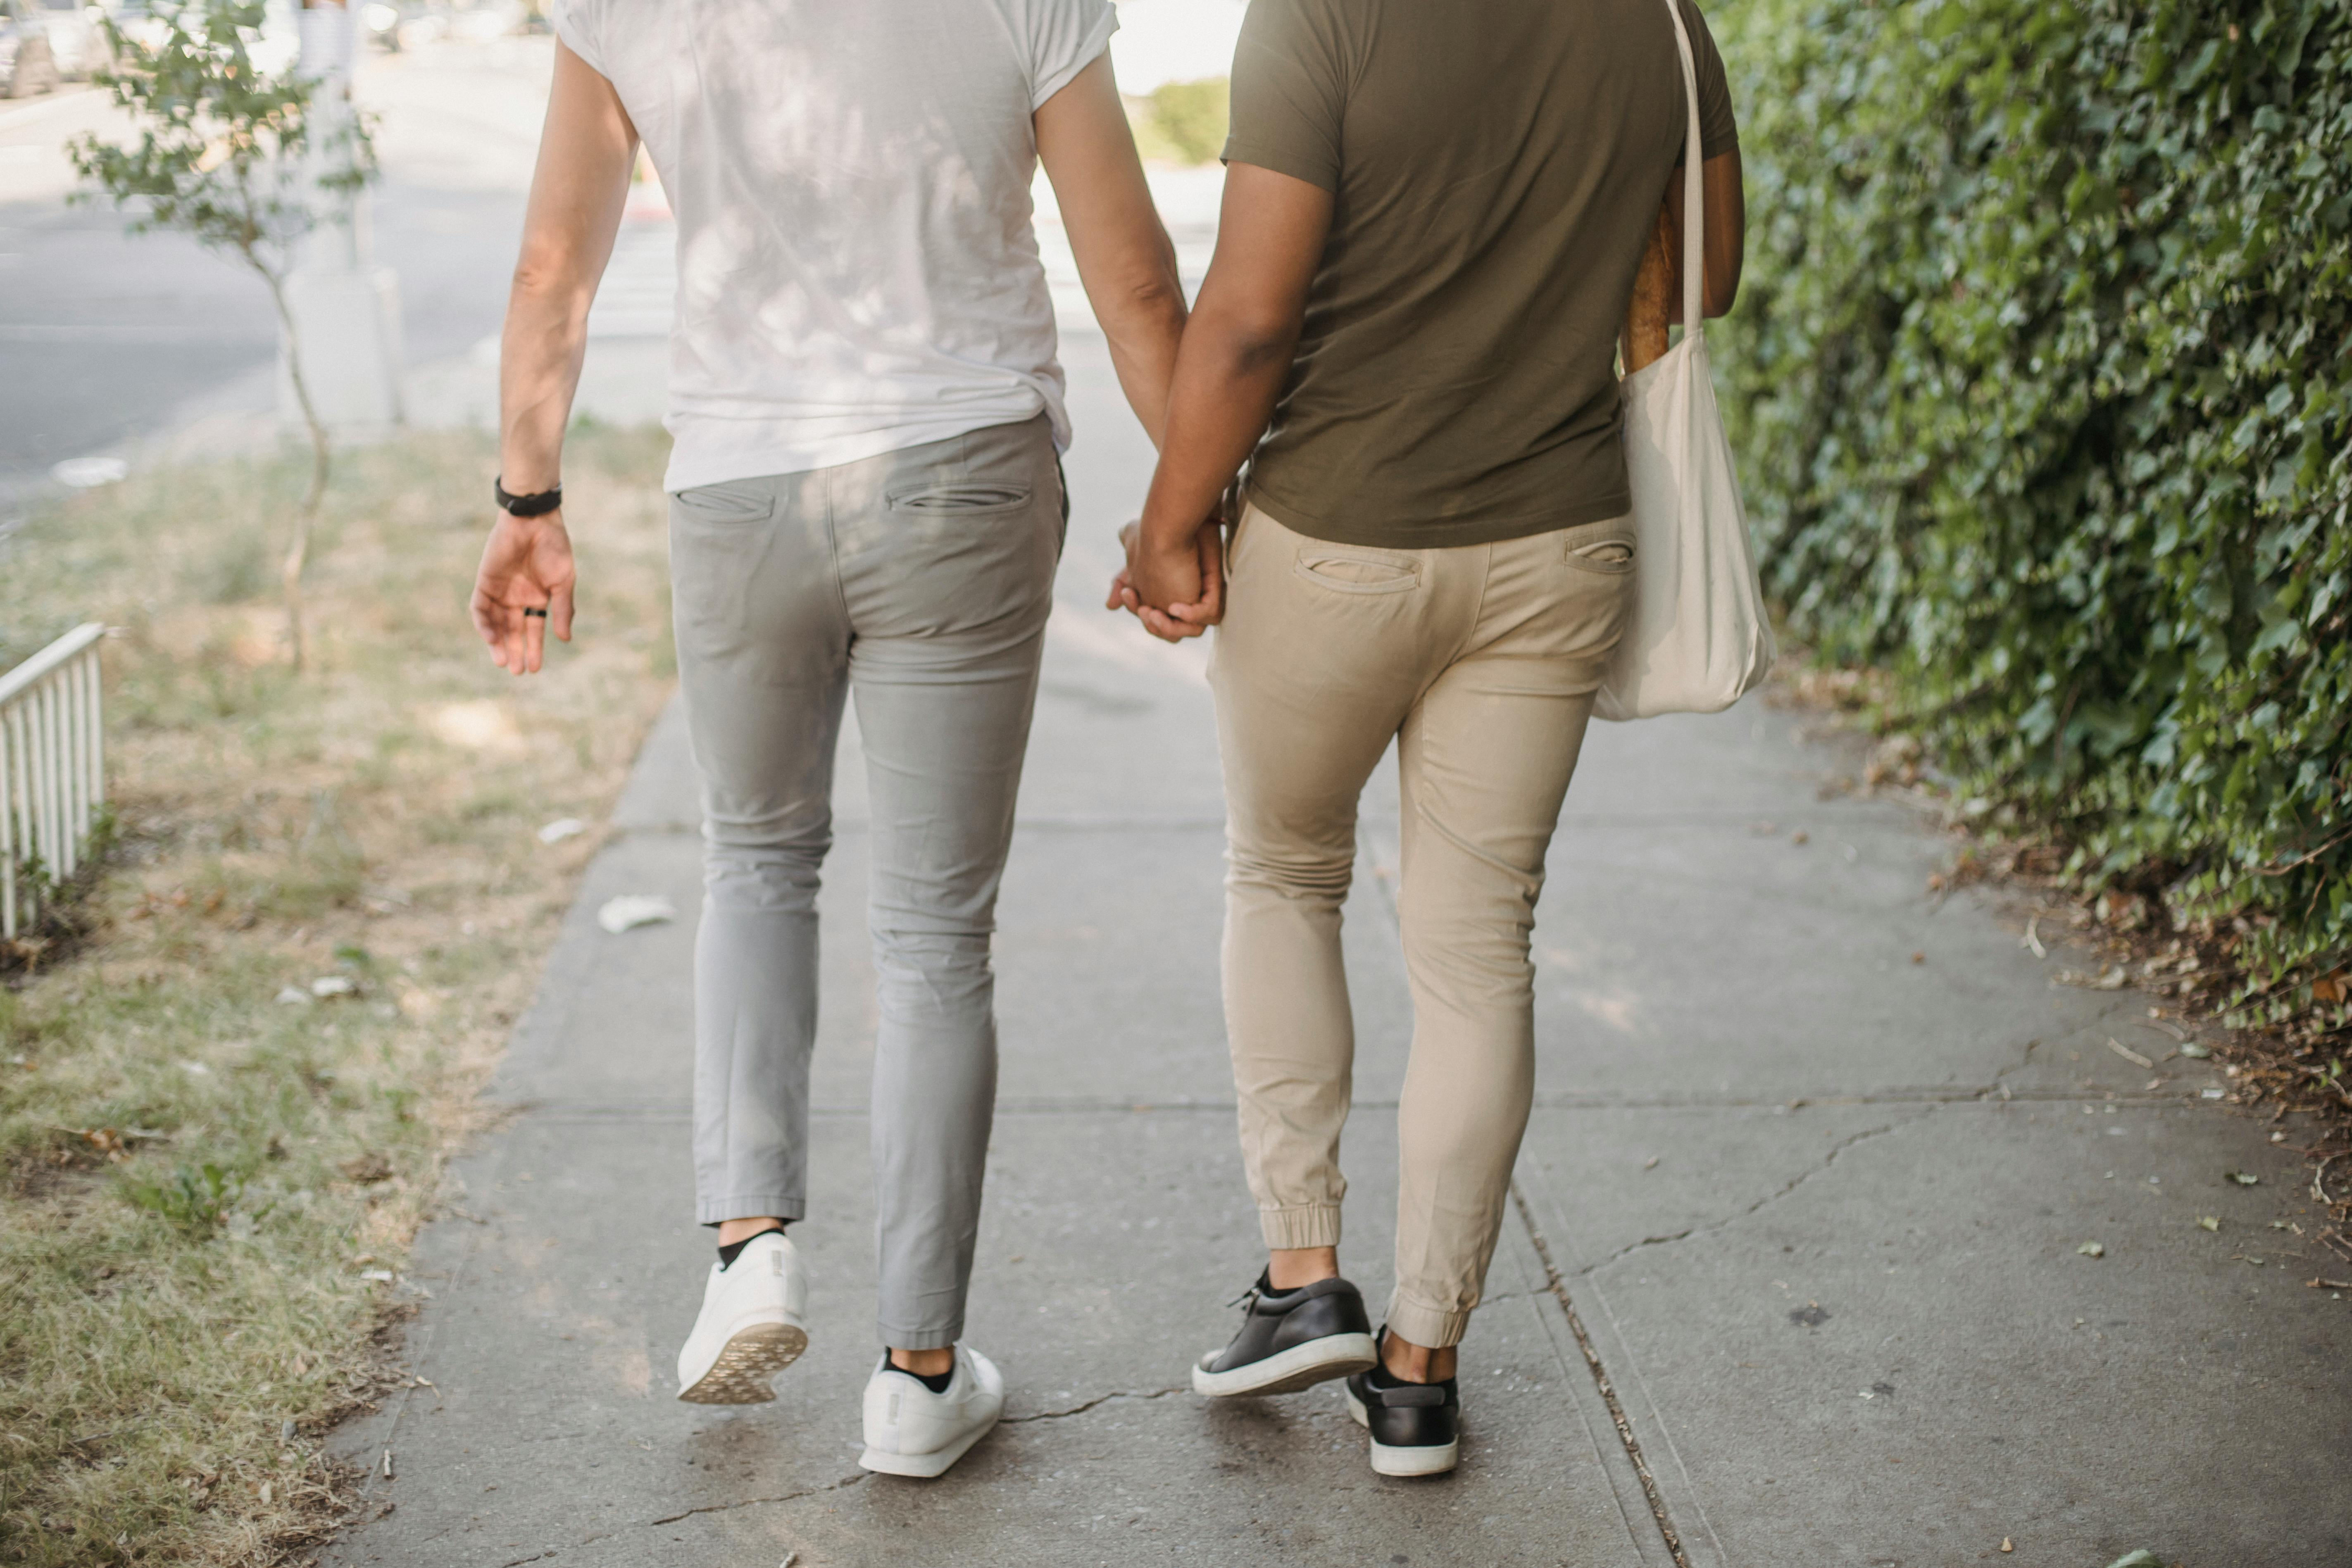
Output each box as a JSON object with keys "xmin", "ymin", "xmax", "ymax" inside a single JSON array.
[
  {"xmin": 1574, "ymin": 1112, "xmax": 1931, "ymax": 1278},
  {"xmin": 1978, "ymin": 1036, "xmax": 2042, "ymax": 1100},
  {"xmin": 495, "ymin": 1524, "xmax": 626, "ymax": 1567},
  {"xmin": 645, "ymin": 1471, "xmax": 866, "ymax": 1527},
  {"xmin": 1003, "ymin": 1386, "xmax": 1187, "ymax": 1423}
]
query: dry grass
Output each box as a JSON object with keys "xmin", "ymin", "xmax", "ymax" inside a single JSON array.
[{"xmin": 0, "ymin": 424, "xmax": 675, "ymax": 1565}]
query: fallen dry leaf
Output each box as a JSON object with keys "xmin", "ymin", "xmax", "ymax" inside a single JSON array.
[{"xmin": 597, "ymin": 895, "xmax": 676, "ymax": 935}]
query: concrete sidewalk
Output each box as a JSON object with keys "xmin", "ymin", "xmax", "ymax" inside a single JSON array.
[{"xmin": 322, "ymin": 336, "xmax": 2352, "ymax": 1568}]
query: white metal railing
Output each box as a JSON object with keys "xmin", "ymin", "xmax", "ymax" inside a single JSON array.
[{"xmin": 1, "ymin": 623, "xmax": 107, "ymax": 941}]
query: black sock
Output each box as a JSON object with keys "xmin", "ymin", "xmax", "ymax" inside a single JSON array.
[
  {"xmin": 891, "ymin": 1359, "xmax": 956, "ymax": 1394},
  {"xmin": 716, "ymin": 1223, "xmax": 786, "ymax": 1269}
]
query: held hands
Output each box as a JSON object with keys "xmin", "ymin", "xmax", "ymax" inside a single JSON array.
[
  {"xmin": 470, "ymin": 510, "xmax": 577, "ymax": 675},
  {"xmin": 1107, "ymin": 514, "xmax": 1225, "ymax": 642}
]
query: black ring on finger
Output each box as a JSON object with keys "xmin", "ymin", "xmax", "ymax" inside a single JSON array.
[{"xmin": 523, "ymin": 607, "xmax": 549, "ymax": 619}]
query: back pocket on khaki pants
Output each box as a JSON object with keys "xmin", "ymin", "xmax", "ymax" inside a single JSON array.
[{"xmin": 1292, "ymin": 547, "xmax": 1421, "ymax": 594}]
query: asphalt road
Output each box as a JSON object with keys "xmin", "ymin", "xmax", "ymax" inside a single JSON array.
[{"xmin": 0, "ymin": 39, "xmax": 553, "ymax": 493}]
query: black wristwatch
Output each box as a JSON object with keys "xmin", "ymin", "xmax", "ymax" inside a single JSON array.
[{"xmin": 495, "ymin": 477, "xmax": 564, "ymax": 517}]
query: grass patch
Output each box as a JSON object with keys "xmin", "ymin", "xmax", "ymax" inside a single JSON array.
[{"xmin": 0, "ymin": 425, "xmax": 675, "ymax": 1564}]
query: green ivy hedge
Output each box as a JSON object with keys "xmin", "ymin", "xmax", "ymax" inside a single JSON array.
[{"xmin": 1716, "ymin": 0, "xmax": 2350, "ymax": 1020}]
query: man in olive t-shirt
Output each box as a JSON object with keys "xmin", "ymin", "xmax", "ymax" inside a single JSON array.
[
  {"xmin": 1227, "ymin": 0, "xmax": 1738, "ymax": 546},
  {"xmin": 1112, "ymin": 0, "xmax": 1747, "ymax": 1480}
]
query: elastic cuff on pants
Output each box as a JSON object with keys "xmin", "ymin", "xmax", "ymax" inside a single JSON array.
[
  {"xmin": 878, "ymin": 1324, "xmax": 962, "ymax": 1353},
  {"xmin": 696, "ymin": 1195, "xmax": 805, "ymax": 1228},
  {"xmin": 1385, "ymin": 1293, "xmax": 1472, "ymax": 1351},
  {"xmin": 1258, "ymin": 1204, "xmax": 1343, "ymax": 1251}
]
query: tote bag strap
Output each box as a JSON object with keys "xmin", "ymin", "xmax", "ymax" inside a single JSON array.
[{"xmin": 1659, "ymin": 0, "xmax": 1706, "ymax": 338}]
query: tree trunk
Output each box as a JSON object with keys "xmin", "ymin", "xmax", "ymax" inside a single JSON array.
[{"xmin": 263, "ymin": 268, "xmax": 331, "ymax": 675}]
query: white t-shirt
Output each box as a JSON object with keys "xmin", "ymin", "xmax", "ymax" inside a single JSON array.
[{"xmin": 553, "ymin": 0, "xmax": 1117, "ymax": 491}]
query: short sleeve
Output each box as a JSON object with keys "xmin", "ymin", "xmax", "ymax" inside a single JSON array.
[
  {"xmin": 551, "ymin": 0, "xmax": 608, "ymax": 77},
  {"xmin": 1021, "ymin": 0, "xmax": 1119, "ymax": 109},
  {"xmin": 1677, "ymin": 0, "xmax": 1740, "ymax": 163},
  {"xmin": 1221, "ymin": 0, "xmax": 1351, "ymax": 193}
]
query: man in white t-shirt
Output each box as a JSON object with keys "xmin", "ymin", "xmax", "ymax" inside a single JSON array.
[{"xmin": 467, "ymin": 0, "xmax": 1203, "ymax": 1479}]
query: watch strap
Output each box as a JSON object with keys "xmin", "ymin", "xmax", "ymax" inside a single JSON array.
[{"xmin": 495, "ymin": 477, "xmax": 564, "ymax": 517}]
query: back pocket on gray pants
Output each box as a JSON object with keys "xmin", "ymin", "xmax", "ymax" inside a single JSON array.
[
  {"xmin": 887, "ymin": 481, "xmax": 1033, "ymax": 515},
  {"xmin": 674, "ymin": 482, "xmax": 777, "ymax": 524}
]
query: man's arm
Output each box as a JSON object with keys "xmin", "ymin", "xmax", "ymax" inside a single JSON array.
[
  {"xmin": 1125, "ymin": 162, "xmax": 1333, "ymax": 619},
  {"xmin": 469, "ymin": 41, "xmax": 636, "ymax": 675},
  {"xmin": 1035, "ymin": 55, "xmax": 1188, "ymax": 446},
  {"xmin": 1622, "ymin": 149, "xmax": 1744, "ymax": 373},
  {"xmin": 1673, "ymin": 148, "xmax": 1744, "ymax": 319}
]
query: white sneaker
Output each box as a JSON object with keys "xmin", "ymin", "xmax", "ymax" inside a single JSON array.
[
  {"xmin": 675, "ymin": 1231, "xmax": 809, "ymax": 1404},
  {"xmin": 857, "ymin": 1345, "xmax": 1005, "ymax": 1478}
]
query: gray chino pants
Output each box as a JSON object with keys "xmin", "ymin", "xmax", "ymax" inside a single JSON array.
[{"xmin": 669, "ymin": 413, "xmax": 1063, "ymax": 1350}]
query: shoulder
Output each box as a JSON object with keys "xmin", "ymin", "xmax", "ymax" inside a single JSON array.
[
  {"xmin": 1242, "ymin": 0, "xmax": 1374, "ymax": 42},
  {"xmin": 1671, "ymin": 0, "xmax": 1726, "ymax": 61},
  {"xmin": 985, "ymin": 0, "xmax": 1117, "ymax": 106},
  {"xmin": 551, "ymin": 0, "xmax": 659, "ymax": 74},
  {"xmin": 1236, "ymin": 0, "xmax": 1374, "ymax": 79},
  {"xmin": 990, "ymin": 0, "xmax": 1115, "ymax": 41}
]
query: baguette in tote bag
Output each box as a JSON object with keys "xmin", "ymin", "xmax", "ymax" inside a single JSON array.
[{"xmin": 1593, "ymin": 0, "xmax": 1775, "ymax": 722}]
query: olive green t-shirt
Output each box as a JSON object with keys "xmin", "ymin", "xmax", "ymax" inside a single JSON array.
[{"xmin": 1224, "ymin": 0, "xmax": 1739, "ymax": 548}]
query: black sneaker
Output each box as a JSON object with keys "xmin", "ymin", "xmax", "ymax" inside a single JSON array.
[
  {"xmin": 1192, "ymin": 1271, "xmax": 1378, "ymax": 1397},
  {"xmin": 1345, "ymin": 1336, "xmax": 1460, "ymax": 1476}
]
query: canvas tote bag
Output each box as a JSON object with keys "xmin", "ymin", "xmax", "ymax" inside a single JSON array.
[{"xmin": 1593, "ymin": 0, "xmax": 1776, "ymax": 721}]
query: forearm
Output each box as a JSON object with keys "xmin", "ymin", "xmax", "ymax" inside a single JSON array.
[
  {"xmin": 1119, "ymin": 160, "xmax": 1327, "ymax": 616},
  {"xmin": 497, "ymin": 269, "xmax": 593, "ymax": 493},
  {"xmin": 497, "ymin": 40, "xmax": 636, "ymax": 495},
  {"xmin": 1137, "ymin": 310, "xmax": 1296, "ymax": 551},
  {"xmin": 1036, "ymin": 54, "xmax": 1189, "ymax": 446},
  {"xmin": 1093, "ymin": 269, "xmax": 1188, "ymax": 447}
]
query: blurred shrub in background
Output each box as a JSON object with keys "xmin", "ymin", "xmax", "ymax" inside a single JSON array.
[
  {"xmin": 1717, "ymin": 0, "xmax": 2350, "ymax": 1025},
  {"xmin": 1130, "ymin": 76, "xmax": 1229, "ymax": 165}
]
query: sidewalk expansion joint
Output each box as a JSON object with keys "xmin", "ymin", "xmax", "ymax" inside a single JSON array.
[
  {"xmin": 614, "ymin": 816, "xmax": 1233, "ymax": 841},
  {"xmin": 1573, "ymin": 1112, "xmax": 1930, "ymax": 1279},
  {"xmin": 1511, "ymin": 1181, "xmax": 1692, "ymax": 1568},
  {"xmin": 493, "ymin": 1087, "xmax": 2197, "ymax": 1123},
  {"xmin": 645, "ymin": 1470, "xmax": 867, "ymax": 1526},
  {"xmin": 1004, "ymin": 1386, "xmax": 1188, "ymax": 1423}
]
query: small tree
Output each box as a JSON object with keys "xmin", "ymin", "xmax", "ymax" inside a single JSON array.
[{"xmin": 69, "ymin": 0, "xmax": 378, "ymax": 671}]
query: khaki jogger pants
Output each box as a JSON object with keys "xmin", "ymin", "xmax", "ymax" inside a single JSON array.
[{"xmin": 1210, "ymin": 502, "xmax": 1635, "ymax": 1349}]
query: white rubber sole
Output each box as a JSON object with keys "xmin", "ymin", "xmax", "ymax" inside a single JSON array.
[
  {"xmin": 857, "ymin": 1416, "xmax": 996, "ymax": 1479},
  {"xmin": 676, "ymin": 1320, "xmax": 808, "ymax": 1405},
  {"xmin": 1193, "ymin": 1331, "xmax": 1379, "ymax": 1397},
  {"xmin": 1346, "ymin": 1387, "xmax": 1460, "ymax": 1477}
]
